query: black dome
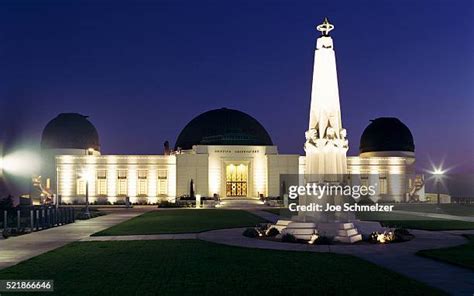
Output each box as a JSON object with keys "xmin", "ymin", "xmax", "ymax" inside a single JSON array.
[
  {"xmin": 41, "ymin": 113, "xmax": 100, "ymax": 150},
  {"xmin": 175, "ymin": 108, "xmax": 273, "ymax": 150},
  {"xmin": 359, "ymin": 117, "xmax": 414, "ymax": 154}
]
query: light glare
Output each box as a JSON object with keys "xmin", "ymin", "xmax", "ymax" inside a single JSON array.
[{"xmin": 2, "ymin": 150, "xmax": 40, "ymax": 176}]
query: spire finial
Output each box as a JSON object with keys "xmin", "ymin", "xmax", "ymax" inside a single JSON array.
[{"xmin": 316, "ymin": 17, "xmax": 334, "ymax": 36}]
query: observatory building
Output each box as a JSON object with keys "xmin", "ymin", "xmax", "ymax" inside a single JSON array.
[{"xmin": 40, "ymin": 19, "xmax": 424, "ymax": 205}]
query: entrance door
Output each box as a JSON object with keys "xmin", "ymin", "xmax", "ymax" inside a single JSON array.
[{"xmin": 225, "ymin": 163, "xmax": 248, "ymax": 197}]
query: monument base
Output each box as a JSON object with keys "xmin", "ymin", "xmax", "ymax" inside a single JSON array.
[
  {"xmin": 281, "ymin": 222, "xmax": 318, "ymax": 240},
  {"xmin": 275, "ymin": 219, "xmax": 365, "ymax": 243}
]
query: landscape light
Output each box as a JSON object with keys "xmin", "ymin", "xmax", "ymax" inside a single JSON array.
[
  {"xmin": 430, "ymin": 165, "xmax": 446, "ymax": 208},
  {"xmin": 79, "ymin": 169, "xmax": 94, "ymax": 182}
]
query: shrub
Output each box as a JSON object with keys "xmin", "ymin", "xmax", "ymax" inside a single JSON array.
[
  {"xmin": 368, "ymin": 232, "xmax": 379, "ymax": 243},
  {"xmin": 256, "ymin": 223, "xmax": 271, "ymax": 233},
  {"xmin": 135, "ymin": 197, "xmax": 149, "ymax": 205},
  {"xmin": 158, "ymin": 200, "xmax": 182, "ymax": 208},
  {"xmin": 242, "ymin": 228, "xmax": 260, "ymax": 238},
  {"xmin": 0, "ymin": 196, "xmax": 14, "ymax": 211},
  {"xmin": 394, "ymin": 228, "xmax": 410, "ymax": 236},
  {"xmin": 94, "ymin": 198, "xmax": 111, "ymax": 205},
  {"xmin": 113, "ymin": 199, "xmax": 126, "ymax": 205},
  {"xmin": 281, "ymin": 233, "xmax": 297, "ymax": 243},
  {"xmin": 394, "ymin": 228, "xmax": 414, "ymax": 242},
  {"xmin": 266, "ymin": 227, "xmax": 280, "ymax": 237},
  {"xmin": 315, "ymin": 236, "xmax": 333, "ymax": 245}
]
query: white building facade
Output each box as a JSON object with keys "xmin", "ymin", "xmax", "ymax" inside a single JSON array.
[
  {"xmin": 53, "ymin": 144, "xmax": 300, "ymax": 204},
  {"xmin": 41, "ymin": 20, "xmax": 424, "ymax": 205}
]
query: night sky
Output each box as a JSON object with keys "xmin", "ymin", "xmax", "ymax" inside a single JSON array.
[{"xmin": 1, "ymin": 0, "xmax": 473, "ymax": 173}]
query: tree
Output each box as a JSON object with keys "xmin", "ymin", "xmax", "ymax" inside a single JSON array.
[{"xmin": 0, "ymin": 195, "xmax": 14, "ymax": 211}]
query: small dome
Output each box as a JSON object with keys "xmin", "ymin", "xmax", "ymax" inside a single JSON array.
[
  {"xmin": 359, "ymin": 117, "xmax": 414, "ymax": 154},
  {"xmin": 41, "ymin": 113, "xmax": 100, "ymax": 150},
  {"xmin": 175, "ymin": 108, "xmax": 273, "ymax": 150}
]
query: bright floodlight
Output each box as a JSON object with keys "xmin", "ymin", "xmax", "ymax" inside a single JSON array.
[
  {"xmin": 79, "ymin": 169, "xmax": 93, "ymax": 182},
  {"xmin": 432, "ymin": 168, "xmax": 444, "ymax": 175},
  {"xmin": 1, "ymin": 150, "xmax": 40, "ymax": 177}
]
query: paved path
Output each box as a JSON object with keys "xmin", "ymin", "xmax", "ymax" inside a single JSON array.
[
  {"xmin": 393, "ymin": 210, "xmax": 474, "ymax": 222},
  {"xmin": 0, "ymin": 207, "xmax": 152, "ymax": 270},
  {"xmin": 81, "ymin": 233, "xmax": 197, "ymax": 241}
]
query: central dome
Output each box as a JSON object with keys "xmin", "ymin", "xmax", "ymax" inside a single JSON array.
[{"xmin": 175, "ymin": 108, "xmax": 273, "ymax": 150}]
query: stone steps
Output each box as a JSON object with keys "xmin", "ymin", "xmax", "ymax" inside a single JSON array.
[{"xmin": 333, "ymin": 222, "xmax": 362, "ymax": 243}]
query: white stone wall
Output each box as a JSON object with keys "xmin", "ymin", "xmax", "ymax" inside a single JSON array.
[
  {"xmin": 56, "ymin": 155, "xmax": 176, "ymax": 204},
  {"xmin": 298, "ymin": 155, "xmax": 414, "ymax": 202},
  {"xmin": 267, "ymin": 154, "xmax": 300, "ymax": 197},
  {"xmin": 347, "ymin": 156, "xmax": 409, "ymax": 202},
  {"xmin": 203, "ymin": 145, "xmax": 275, "ymax": 198},
  {"xmin": 175, "ymin": 153, "xmax": 208, "ymax": 198},
  {"xmin": 42, "ymin": 148, "xmax": 95, "ymax": 199}
]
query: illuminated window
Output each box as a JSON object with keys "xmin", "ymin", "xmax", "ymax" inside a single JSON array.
[
  {"xmin": 76, "ymin": 171, "xmax": 86, "ymax": 196},
  {"xmin": 137, "ymin": 170, "xmax": 148, "ymax": 196},
  {"xmin": 117, "ymin": 170, "xmax": 128, "ymax": 196},
  {"xmin": 96, "ymin": 170, "xmax": 107, "ymax": 196},
  {"xmin": 378, "ymin": 177, "xmax": 387, "ymax": 194},
  {"xmin": 157, "ymin": 170, "xmax": 168, "ymax": 195}
]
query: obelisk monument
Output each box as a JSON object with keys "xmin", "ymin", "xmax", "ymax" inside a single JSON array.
[{"xmin": 301, "ymin": 19, "xmax": 360, "ymax": 241}]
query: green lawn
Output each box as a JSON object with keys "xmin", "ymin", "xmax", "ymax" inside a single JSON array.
[
  {"xmin": 262, "ymin": 208, "xmax": 292, "ymax": 217},
  {"xmin": 378, "ymin": 220, "xmax": 474, "ymax": 231},
  {"xmin": 0, "ymin": 240, "xmax": 444, "ymax": 295},
  {"xmin": 357, "ymin": 212, "xmax": 474, "ymax": 230},
  {"xmin": 393, "ymin": 204, "xmax": 474, "ymax": 216},
  {"xmin": 265, "ymin": 208, "xmax": 474, "ymax": 230},
  {"xmin": 93, "ymin": 209, "xmax": 267, "ymax": 236},
  {"xmin": 417, "ymin": 235, "xmax": 474, "ymax": 271}
]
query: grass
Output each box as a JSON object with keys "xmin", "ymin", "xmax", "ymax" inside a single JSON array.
[
  {"xmin": 379, "ymin": 220, "xmax": 474, "ymax": 231},
  {"xmin": 417, "ymin": 235, "xmax": 474, "ymax": 271},
  {"xmin": 357, "ymin": 212, "xmax": 474, "ymax": 230},
  {"xmin": 262, "ymin": 208, "xmax": 292, "ymax": 217},
  {"xmin": 0, "ymin": 240, "xmax": 445, "ymax": 296},
  {"xmin": 393, "ymin": 204, "xmax": 474, "ymax": 216},
  {"xmin": 93, "ymin": 209, "xmax": 267, "ymax": 236},
  {"xmin": 264, "ymin": 208, "xmax": 474, "ymax": 230}
]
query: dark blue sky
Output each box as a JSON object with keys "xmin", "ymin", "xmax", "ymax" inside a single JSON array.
[{"xmin": 1, "ymin": 0, "xmax": 473, "ymax": 172}]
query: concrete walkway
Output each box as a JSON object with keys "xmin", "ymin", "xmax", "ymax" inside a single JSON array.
[
  {"xmin": 0, "ymin": 207, "xmax": 152, "ymax": 270},
  {"xmin": 81, "ymin": 233, "xmax": 198, "ymax": 241}
]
